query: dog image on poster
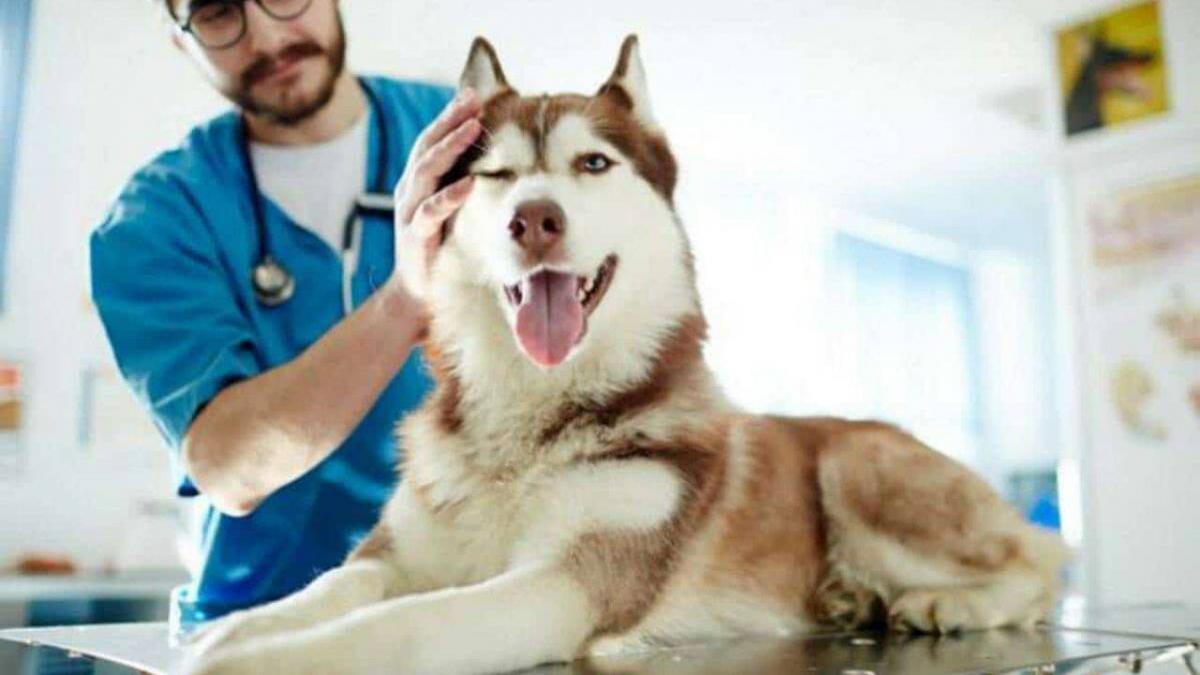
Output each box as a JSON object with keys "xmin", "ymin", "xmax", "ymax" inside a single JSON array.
[{"xmin": 1057, "ymin": 0, "xmax": 1170, "ymax": 136}]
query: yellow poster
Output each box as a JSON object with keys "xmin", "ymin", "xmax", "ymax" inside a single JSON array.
[{"xmin": 1057, "ymin": 1, "xmax": 1169, "ymax": 136}]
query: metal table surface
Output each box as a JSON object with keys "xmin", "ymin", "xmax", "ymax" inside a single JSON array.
[
  {"xmin": 0, "ymin": 605, "xmax": 1197, "ymax": 674},
  {"xmin": 1055, "ymin": 603, "xmax": 1200, "ymax": 642}
]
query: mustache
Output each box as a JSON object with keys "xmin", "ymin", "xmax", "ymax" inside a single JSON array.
[{"xmin": 241, "ymin": 41, "xmax": 326, "ymax": 88}]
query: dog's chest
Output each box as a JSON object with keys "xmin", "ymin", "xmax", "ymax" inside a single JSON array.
[{"xmin": 400, "ymin": 449, "xmax": 575, "ymax": 584}]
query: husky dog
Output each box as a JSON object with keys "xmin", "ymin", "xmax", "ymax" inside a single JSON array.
[{"xmin": 188, "ymin": 36, "xmax": 1068, "ymax": 675}]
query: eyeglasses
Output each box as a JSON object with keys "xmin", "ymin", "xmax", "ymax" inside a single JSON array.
[{"xmin": 177, "ymin": 0, "xmax": 316, "ymax": 50}]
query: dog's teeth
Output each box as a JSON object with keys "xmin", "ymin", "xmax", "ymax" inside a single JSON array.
[
  {"xmin": 584, "ymin": 278, "xmax": 595, "ymax": 293},
  {"xmin": 506, "ymin": 283, "xmax": 523, "ymax": 306},
  {"xmin": 577, "ymin": 287, "xmax": 587, "ymax": 303}
]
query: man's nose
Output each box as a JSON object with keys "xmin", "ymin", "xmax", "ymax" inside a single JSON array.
[
  {"xmin": 509, "ymin": 199, "xmax": 567, "ymax": 258},
  {"xmin": 242, "ymin": 1, "xmax": 291, "ymax": 54}
]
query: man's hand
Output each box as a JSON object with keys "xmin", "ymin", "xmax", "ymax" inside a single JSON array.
[
  {"xmin": 391, "ymin": 88, "xmax": 484, "ymax": 302},
  {"xmin": 181, "ymin": 91, "xmax": 488, "ymax": 517}
]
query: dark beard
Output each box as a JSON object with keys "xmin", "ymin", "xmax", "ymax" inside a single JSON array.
[{"xmin": 228, "ymin": 13, "xmax": 347, "ymax": 126}]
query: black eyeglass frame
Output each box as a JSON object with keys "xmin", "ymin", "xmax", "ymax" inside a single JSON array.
[{"xmin": 175, "ymin": 0, "xmax": 316, "ymax": 50}]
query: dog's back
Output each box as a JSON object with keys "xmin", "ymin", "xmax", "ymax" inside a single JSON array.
[{"xmin": 572, "ymin": 413, "xmax": 1067, "ymax": 653}]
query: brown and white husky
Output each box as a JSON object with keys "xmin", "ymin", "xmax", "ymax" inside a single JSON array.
[{"xmin": 188, "ymin": 36, "xmax": 1068, "ymax": 675}]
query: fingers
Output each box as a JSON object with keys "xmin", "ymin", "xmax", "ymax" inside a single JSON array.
[
  {"xmin": 395, "ymin": 88, "xmax": 486, "ymax": 226},
  {"xmin": 396, "ymin": 176, "xmax": 474, "ymax": 295},
  {"xmin": 409, "ymin": 175, "xmax": 475, "ymax": 240},
  {"xmin": 413, "ymin": 88, "xmax": 483, "ymax": 158},
  {"xmin": 402, "ymin": 118, "xmax": 483, "ymax": 223}
]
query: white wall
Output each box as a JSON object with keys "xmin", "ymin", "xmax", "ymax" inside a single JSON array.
[
  {"xmin": 1047, "ymin": 0, "xmax": 1200, "ymax": 604},
  {"xmin": 0, "ymin": 0, "xmax": 218, "ymax": 569},
  {"xmin": 0, "ymin": 0, "xmax": 1063, "ymax": 570}
]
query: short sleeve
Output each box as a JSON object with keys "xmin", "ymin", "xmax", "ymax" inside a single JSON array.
[
  {"xmin": 91, "ymin": 170, "xmax": 261, "ymax": 497},
  {"xmin": 408, "ymin": 81, "xmax": 455, "ymax": 114},
  {"xmin": 426, "ymin": 84, "xmax": 456, "ymax": 116}
]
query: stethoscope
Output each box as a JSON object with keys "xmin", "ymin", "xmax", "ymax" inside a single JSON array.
[{"xmin": 242, "ymin": 80, "xmax": 395, "ymax": 314}]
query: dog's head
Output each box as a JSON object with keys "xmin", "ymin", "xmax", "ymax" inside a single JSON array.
[{"xmin": 424, "ymin": 36, "xmax": 700, "ymax": 385}]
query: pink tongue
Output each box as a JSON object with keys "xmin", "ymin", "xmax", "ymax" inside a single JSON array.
[{"xmin": 515, "ymin": 270, "xmax": 584, "ymax": 367}]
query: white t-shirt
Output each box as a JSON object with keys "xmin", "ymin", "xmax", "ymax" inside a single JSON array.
[{"xmin": 250, "ymin": 112, "xmax": 369, "ymax": 252}]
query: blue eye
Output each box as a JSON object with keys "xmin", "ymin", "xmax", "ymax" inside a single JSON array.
[{"xmin": 577, "ymin": 153, "xmax": 613, "ymax": 174}]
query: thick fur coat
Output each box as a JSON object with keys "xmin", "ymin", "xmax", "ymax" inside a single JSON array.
[{"xmin": 188, "ymin": 36, "xmax": 1068, "ymax": 675}]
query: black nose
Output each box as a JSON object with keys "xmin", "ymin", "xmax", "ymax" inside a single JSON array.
[{"xmin": 509, "ymin": 199, "xmax": 566, "ymax": 256}]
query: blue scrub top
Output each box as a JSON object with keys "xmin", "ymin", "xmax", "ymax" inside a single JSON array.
[{"xmin": 89, "ymin": 76, "xmax": 454, "ymax": 635}]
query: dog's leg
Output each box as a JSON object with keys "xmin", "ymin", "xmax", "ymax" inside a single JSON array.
[
  {"xmin": 189, "ymin": 480, "xmax": 450, "ymax": 657},
  {"xmin": 188, "ymin": 550, "xmax": 398, "ymax": 655},
  {"xmin": 187, "ymin": 563, "xmax": 595, "ymax": 675},
  {"xmin": 815, "ymin": 426, "xmax": 1068, "ymax": 633}
]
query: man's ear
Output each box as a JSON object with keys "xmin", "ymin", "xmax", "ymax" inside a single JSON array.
[
  {"xmin": 596, "ymin": 34, "xmax": 658, "ymax": 130},
  {"xmin": 459, "ymin": 37, "xmax": 514, "ymax": 100}
]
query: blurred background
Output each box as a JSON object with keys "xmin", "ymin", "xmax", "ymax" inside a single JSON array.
[{"xmin": 0, "ymin": 0, "xmax": 1197, "ymax": 636}]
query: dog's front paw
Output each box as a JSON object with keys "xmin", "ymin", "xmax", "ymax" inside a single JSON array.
[
  {"xmin": 183, "ymin": 647, "xmax": 254, "ymax": 675},
  {"xmin": 189, "ymin": 609, "xmax": 298, "ymax": 656},
  {"xmin": 184, "ymin": 637, "xmax": 331, "ymax": 675}
]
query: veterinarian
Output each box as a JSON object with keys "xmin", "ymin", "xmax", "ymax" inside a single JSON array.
[{"xmin": 89, "ymin": 0, "xmax": 481, "ymax": 636}]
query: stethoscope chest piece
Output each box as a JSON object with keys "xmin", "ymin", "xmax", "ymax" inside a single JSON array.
[
  {"xmin": 244, "ymin": 79, "xmax": 391, "ymax": 309},
  {"xmin": 252, "ymin": 255, "xmax": 296, "ymax": 307}
]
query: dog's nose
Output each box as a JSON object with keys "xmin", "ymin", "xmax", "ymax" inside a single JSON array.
[{"xmin": 509, "ymin": 199, "xmax": 566, "ymax": 256}]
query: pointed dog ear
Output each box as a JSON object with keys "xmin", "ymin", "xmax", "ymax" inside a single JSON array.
[
  {"xmin": 459, "ymin": 37, "xmax": 513, "ymax": 100},
  {"xmin": 596, "ymin": 34, "xmax": 657, "ymax": 129}
]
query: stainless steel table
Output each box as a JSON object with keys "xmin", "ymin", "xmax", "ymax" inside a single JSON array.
[{"xmin": 1, "ymin": 605, "xmax": 1197, "ymax": 674}]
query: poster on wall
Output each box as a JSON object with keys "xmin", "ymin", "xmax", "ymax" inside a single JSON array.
[
  {"xmin": 78, "ymin": 365, "xmax": 166, "ymax": 467},
  {"xmin": 1056, "ymin": 0, "xmax": 1170, "ymax": 137},
  {"xmin": 1090, "ymin": 174, "xmax": 1200, "ymax": 294},
  {"xmin": 1085, "ymin": 173, "xmax": 1200, "ymax": 444},
  {"xmin": 0, "ymin": 360, "xmax": 24, "ymax": 478}
]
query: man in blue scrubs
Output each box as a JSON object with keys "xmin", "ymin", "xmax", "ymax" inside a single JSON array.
[{"xmin": 89, "ymin": 0, "xmax": 482, "ymax": 636}]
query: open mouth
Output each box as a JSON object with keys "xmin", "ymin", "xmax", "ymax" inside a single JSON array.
[{"xmin": 503, "ymin": 254, "xmax": 618, "ymax": 367}]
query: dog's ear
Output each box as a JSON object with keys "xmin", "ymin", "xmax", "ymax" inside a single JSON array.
[
  {"xmin": 597, "ymin": 34, "xmax": 657, "ymax": 129},
  {"xmin": 460, "ymin": 37, "xmax": 513, "ymax": 100}
]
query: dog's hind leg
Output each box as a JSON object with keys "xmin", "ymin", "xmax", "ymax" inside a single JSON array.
[
  {"xmin": 884, "ymin": 566, "xmax": 1055, "ymax": 633},
  {"xmin": 814, "ymin": 424, "xmax": 1068, "ymax": 633}
]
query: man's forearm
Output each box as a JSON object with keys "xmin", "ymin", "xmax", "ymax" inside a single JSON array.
[{"xmin": 183, "ymin": 280, "xmax": 426, "ymax": 516}]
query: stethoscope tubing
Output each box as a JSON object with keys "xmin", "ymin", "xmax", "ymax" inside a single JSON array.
[{"xmin": 242, "ymin": 79, "xmax": 395, "ymax": 313}]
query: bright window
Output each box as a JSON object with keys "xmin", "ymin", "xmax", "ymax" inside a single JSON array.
[
  {"xmin": 0, "ymin": 0, "xmax": 33, "ymax": 312},
  {"xmin": 828, "ymin": 231, "xmax": 984, "ymax": 469}
]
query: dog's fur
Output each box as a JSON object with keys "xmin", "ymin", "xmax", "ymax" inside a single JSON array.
[{"xmin": 187, "ymin": 36, "xmax": 1068, "ymax": 675}]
